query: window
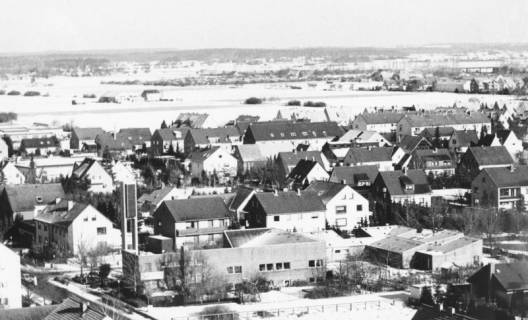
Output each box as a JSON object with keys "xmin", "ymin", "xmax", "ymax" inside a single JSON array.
[
  {"xmin": 275, "ymin": 263, "xmax": 283, "ymax": 270},
  {"xmin": 266, "ymin": 263, "xmax": 273, "ymax": 271},
  {"xmin": 335, "ymin": 250, "xmax": 341, "ymax": 254},
  {"xmin": 284, "ymin": 262, "xmax": 290, "ymax": 269},
  {"xmin": 92, "ymin": 217, "xmax": 96, "ymax": 221},
  {"xmin": 336, "ymin": 218, "xmax": 347, "ymax": 227},
  {"xmin": 291, "ymin": 132, "xmax": 296, "ymax": 137},
  {"xmin": 259, "ymin": 264, "xmax": 265, "ymax": 271},
  {"xmin": 311, "ymin": 214, "xmax": 318, "ymax": 219},
  {"xmin": 37, "ymin": 223, "xmax": 41, "ymax": 230},
  {"xmin": 316, "ymin": 259, "xmax": 322, "ymax": 267},
  {"xmin": 227, "ymin": 266, "xmax": 234, "ymax": 274},
  {"xmin": 234, "ymin": 266, "xmax": 242, "ymax": 274},
  {"xmin": 83, "ymin": 217, "xmax": 88, "ymax": 222},
  {"xmin": 335, "ymin": 206, "xmax": 346, "ymax": 214},
  {"xmin": 308, "ymin": 260, "xmax": 315, "ymax": 267},
  {"xmin": 274, "ymin": 215, "xmax": 280, "ymax": 222},
  {"xmin": 97, "ymin": 227, "xmax": 107, "ymax": 235},
  {"xmin": 356, "ymin": 205, "xmax": 363, "ymax": 211},
  {"xmin": 43, "ymin": 225, "xmax": 47, "ymax": 231}
]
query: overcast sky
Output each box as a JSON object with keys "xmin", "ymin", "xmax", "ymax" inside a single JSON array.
[{"xmin": 1, "ymin": 0, "xmax": 527, "ymax": 53}]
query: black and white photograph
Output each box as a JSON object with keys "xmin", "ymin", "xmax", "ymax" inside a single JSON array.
[{"xmin": 0, "ymin": 1, "xmax": 527, "ymax": 319}]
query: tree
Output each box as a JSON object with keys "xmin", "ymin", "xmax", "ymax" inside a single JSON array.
[
  {"xmin": 244, "ymin": 97, "xmax": 262, "ymax": 104},
  {"xmin": 26, "ymin": 156, "xmax": 37, "ymax": 184},
  {"xmin": 77, "ymin": 240, "xmax": 89, "ymax": 277},
  {"xmin": 160, "ymin": 120, "xmax": 168, "ymax": 129},
  {"xmin": 434, "ymin": 127, "xmax": 441, "ymax": 148},
  {"xmin": 102, "ymin": 145, "xmax": 112, "ymax": 161},
  {"xmin": 99, "ymin": 263, "xmax": 111, "ymax": 286}
]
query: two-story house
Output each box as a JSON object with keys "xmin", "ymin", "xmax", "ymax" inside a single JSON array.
[
  {"xmin": 457, "ymin": 146, "xmax": 514, "ymax": 182},
  {"xmin": 117, "ymin": 128, "xmax": 152, "ymax": 151},
  {"xmin": 33, "ymin": 200, "xmax": 122, "ymax": 255},
  {"xmin": 329, "ymin": 165, "xmax": 379, "ymax": 198},
  {"xmin": 351, "ymin": 111, "xmax": 406, "ymax": 133},
  {"xmin": 184, "ymin": 127, "xmax": 241, "ymax": 155},
  {"xmin": 343, "ymin": 147, "xmax": 394, "ymax": 171},
  {"xmin": 478, "ymin": 130, "xmax": 523, "ymax": 161},
  {"xmin": 150, "ymin": 128, "xmax": 188, "ymax": 156},
  {"xmin": 187, "ymin": 147, "xmax": 238, "ymax": 184},
  {"xmin": 243, "ymin": 190, "xmax": 326, "ymax": 232},
  {"xmin": 1, "ymin": 162, "xmax": 25, "ymax": 185},
  {"xmin": 372, "ymin": 169, "xmax": 432, "ymax": 207},
  {"xmin": 304, "ymin": 181, "xmax": 371, "ymax": 231},
  {"xmin": 448, "ymin": 130, "xmax": 479, "ymax": 159},
  {"xmin": 409, "ymin": 148, "xmax": 455, "ymax": 177},
  {"xmin": 471, "ymin": 165, "xmax": 528, "ymax": 210},
  {"xmin": 153, "ymin": 197, "xmax": 232, "ymax": 249},
  {"xmin": 287, "ymin": 159, "xmax": 329, "ymax": 189},
  {"xmin": 276, "ymin": 151, "xmax": 330, "ymax": 179},
  {"xmin": 71, "ymin": 158, "xmax": 114, "ymax": 194},
  {"xmin": 70, "ymin": 127, "xmax": 105, "ymax": 151}
]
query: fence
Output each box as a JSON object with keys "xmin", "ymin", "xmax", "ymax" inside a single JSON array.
[{"xmin": 171, "ymin": 299, "xmax": 404, "ymax": 320}]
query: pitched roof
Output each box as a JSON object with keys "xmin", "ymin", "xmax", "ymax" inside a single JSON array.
[
  {"xmin": 71, "ymin": 158, "xmax": 97, "ymax": 179},
  {"xmin": 413, "ymin": 148, "xmax": 454, "ymax": 166},
  {"xmin": 467, "ymin": 146, "xmax": 514, "ymax": 166},
  {"xmin": 3, "ymin": 183, "xmax": 65, "ymax": 213},
  {"xmin": 495, "ymin": 129, "xmax": 516, "ymax": 144},
  {"xmin": 20, "ymin": 136, "xmax": 59, "ymax": 149},
  {"xmin": 476, "ymin": 134, "xmax": 497, "ymax": 147},
  {"xmin": 0, "ymin": 305, "xmax": 57, "ymax": 320},
  {"xmin": 34, "ymin": 200, "xmax": 91, "ymax": 226},
  {"xmin": 344, "ymin": 147, "xmax": 393, "ymax": 164},
  {"xmin": 43, "ymin": 297, "xmax": 108, "ymax": 320},
  {"xmin": 138, "ymin": 186, "xmax": 177, "ymax": 204},
  {"xmin": 228, "ymin": 186, "xmax": 256, "ymax": 212},
  {"xmin": 253, "ymin": 191, "xmax": 325, "ymax": 215},
  {"xmin": 246, "ymin": 121, "xmax": 342, "ymax": 142},
  {"xmin": 158, "ymin": 196, "xmax": 230, "ymax": 221},
  {"xmin": 72, "ymin": 127, "xmax": 104, "ymax": 140},
  {"xmin": 377, "ymin": 170, "xmax": 431, "ymax": 196},
  {"xmin": 419, "ymin": 126, "xmax": 455, "ymax": 138},
  {"xmin": 399, "ymin": 135, "xmax": 433, "ymax": 152},
  {"xmin": 187, "ymin": 147, "xmax": 223, "ymax": 162},
  {"xmin": 117, "ymin": 128, "xmax": 152, "ymax": 145},
  {"xmin": 188, "ymin": 127, "xmax": 240, "ymax": 145},
  {"xmin": 401, "ymin": 112, "xmax": 489, "ymax": 127},
  {"xmin": 492, "ymin": 261, "xmax": 528, "ymax": 291},
  {"xmin": 356, "ymin": 112, "xmax": 405, "ymax": 125},
  {"xmin": 368, "ymin": 235, "xmax": 425, "ymax": 253},
  {"xmin": 481, "ymin": 165, "xmax": 528, "ymax": 187},
  {"xmin": 173, "ymin": 112, "xmax": 209, "ymax": 128},
  {"xmin": 329, "ymin": 165, "xmax": 379, "ymax": 185},
  {"xmin": 278, "ymin": 151, "xmax": 326, "ymax": 172},
  {"xmin": 235, "ymin": 144, "xmax": 267, "ymax": 162},
  {"xmin": 95, "ymin": 133, "xmax": 133, "ymax": 150},
  {"xmin": 304, "ymin": 181, "xmax": 348, "ymax": 204},
  {"xmin": 287, "ymin": 159, "xmax": 319, "ymax": 183},
  {"xmin": 451, "ymin": 130, "xmax": 478, "ymax": 146}
]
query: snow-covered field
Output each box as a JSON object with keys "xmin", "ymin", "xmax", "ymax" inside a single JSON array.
[{"xmin": 0, "ymin": 75, "xmax": 522, "ymax": 130}]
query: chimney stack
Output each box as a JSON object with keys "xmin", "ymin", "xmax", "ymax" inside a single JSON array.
[{"xmin": 297, "ymin": 188, "xmax": 301, "ymax": 196}]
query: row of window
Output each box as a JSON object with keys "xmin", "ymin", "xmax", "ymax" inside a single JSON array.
[
  {"xmin": 335, "ymin": 204, "xmax": 363, "ymax": 213},
  {"xmin": 227, "ymin": 266, "xmax": 242, "ymax": 274},
  {"xmin": 273, "ymin": 214, "xmax": 318, "ymax": 222},
  {"xmin": 269, "ymin": 131, "xmax": 327, "ymax": 138},
  {"xmin": 259, "ymin": 262, "xmax": 291, "ymax": 272},
  {"xmin": 83, "ymin": 217, "xmax": 97, "ymax": 222}
]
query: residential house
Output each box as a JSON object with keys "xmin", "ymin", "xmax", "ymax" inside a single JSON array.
[
  {"xmin": 234, "ymin": 115, "xmax": 260, "ymax": 136},
  {"xmin": 329, "ymin": 165, "xmax": 379, "ymax": 198},
  {"xmin": 322, "ymin": 142, "xmax": 351, "ymax": 167},
  {"xmin": 152, "ymin": 197, "xmax": 232, "ymax": 249},
  {"xmin": 457, "ymin": 146, "xmax": 514, "ymax": 182},
  {"xmin": 276, "ymin": 150, "xmax": 330, "ymax": 178},
  {"xmin": 34, "ymin": 200, "xmax": 122, "ymax": 255},
  {"xmin": 19, "ymin": 136, "xmax": 59, "ymax": 155},
  {"xmin": 471, "ymin": 165, "xmax": 528, "ymax": 210},
  {"xmin": 15, "ymin": 156, "xmax": 83, "ymax": 182},
  {"xmin": 468, "ymin": 262, "xmax": 528, "ymax": 311},
  {"xmin": 0, "ymin": 123, "xmax": 65, "ymax": 150},
  {"xmin": 433, "ymin": 78, "xmax": 466, "ymax": 92},
  {"xmin": 117, "ymin": 128, "xmax": 152, "ymax": 151},
  {"xmin": 287, "ymin": 159, "xmax": 329, "ymax": 189},
  {"xmin": 95, "ymin": 132, "xmax": 134, "ymax": 159},
  {"xmin": 1, "ymin": 162, "xmax": 25, "ymax": 185},
  {"xmin": 409, "ymin": 148, "xmax": 456, "ymax": 177},
  {"xmin": 418, "ymin": 126, "xmax": 455, "ymax": 144},
  {"xmin": 0, "ymin": 183, "xmax": 65, "ymax": 237},
  {"xmin": 71, "ymin": 158, "xmax": 114, "ymax": 194},
  {"xmin": 343, "ymin": 147, "xmax": 394, "ymax": 171},
  {"xmin": 0, "ymin": 243, "xmax": 21, "ymax": 309},
  {"xmin": 333, "ymin": 129, "xmax": 392, "ymax": 147},
  {"xmin": 372, "ymin": 169, "xmax": 432, "ymax": 207},
  {"xmin": 187, "ymin": 147, "xmax": 238, "ymax": 184},
  {"xmin": 228, "ymin": 186, "xmax": 256, "ymax": 222},
  {"xmin": 397, "ymin": 112, "xmax": 491, "ymax": 141},
  {"xmin": 150, "ymin": 128, "xmax": 188, "ymax": 156},
  {"xmin": 233, "ymin": 144, "xmax": 268, "ymax": 176},
  {"xmin": 0, "ymin": 138, "xmax": 8, "ymax": 161},
  {"xmin": 351, "ymin": 111, "xmax": 406, "ymax": 133},
  {"xmin": 243, "ymin": 190, "xmax": 326, "ymax": 232},
  {"xmin": 479, "ymin": 130, "xmax": 523, "ymax": 160},
  {"xmin": 448, "ymin": 130, "xmax": 479, "ymax": 157},
  {"xmin": 305, "ymin": 181, "xmax": 371, "ymax": 231},
  {"xmin": 184, "ymin": 127, "xmax": 241, "ymax": 155},
  {"xmin": 172, "ymin": 112, "xmax": 210, "ymax": 128},
  {"xmin": 243, "ymin": 121, "xmax": 343, "ymax": 157},
  {"xmin": 138, "ymin": 186, "xmax": 184, "ymax": 218},
  {"xmin": 70, "ymin": 127, "xmax": 104, "ymax": 151}
]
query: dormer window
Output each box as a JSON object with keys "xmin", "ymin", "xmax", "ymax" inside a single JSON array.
[{"xmin": 405, "ymin": 184, "xmax": 414, "ymax": 191}]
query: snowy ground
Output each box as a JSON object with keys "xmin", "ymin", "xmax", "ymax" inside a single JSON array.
[{"xmin": 0, "ymin": 75, "xmax": 522, "ymax": 130}]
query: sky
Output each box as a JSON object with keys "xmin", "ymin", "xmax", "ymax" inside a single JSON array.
[{"xmin": 0, "ymin": 0, "xmax": 527, "ymax": 53}]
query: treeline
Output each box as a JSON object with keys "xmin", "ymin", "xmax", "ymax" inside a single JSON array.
[{"xmin": 0, "ymin": 112, "xmax": 17, "ymax": 123}]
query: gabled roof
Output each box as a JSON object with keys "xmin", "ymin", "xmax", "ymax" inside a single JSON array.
[
  {"xmin": 356, "ymin": 112, "xmax": 405, "ymax": 125},
  {"xmin": 173, "ymin": 112, "xmax": 209, "ymax": 128},
  {"xmin": 287, "ymin": 159, "xmax": 320, "ymax": 183},
  {"xmin": 377, "ymin": 170, "xmax": 431, "ymax": 196},
  {"xmin": 252, "ymin": 191, "xmax": 326, "ymax": 215},
  {"xmin": 398, "ymin": 135, "xmax": 433, "ymax": 152},
  {"xmin": 235, "ymin": 145, "xmax": 267, "ymax": 163},
  {"xmin": 95, "ymin": 133, "xmax": 133, "ymax": 150},
  {"xmin": 419, "ymin": 126, "xmax": 455, "ymax": 138},
  {"xmin": 344, "ymin": 147, "xmax": 393, "ymax": 164},
  {"xmin": 138, "ymin": 186, "xmax": 177, "ymax": 205},
  {"xmin": 451, "ymin": 130, "xmax": 478, "ymax": 146},
  {"xmin": 246, "ymin": 121, "xmax": 342, "ymax": 141},
  {"xmin": 188, "ymin": 127, "xmax": 240, "ymax": 145},
  {"xmin": 466, "ymin": 146, "xmax": 514, "ymax": 166},
  {"xmin": 158, "ymin": 196, "xmax": 230, "ymax": 221},
  {"xmin": 278, "ymin": 151, "xmax": 326, "ymax": 172},
  {"xmin": 480, "ymin": 165, "xmax": 528, "ymax": 187},
  {"xmin": 400, "ymin": 112, "xmax": 489, "ymax": 127},
  {"xmin": 413, "ymin": 148, "xmax": 453, "ymax": 164},
  {"xmin": 117, "ymin": 128, "xmax": 152, "ymax": 145},
  {"xmin": 71, "ymin": 158, "xmax": 97, "ymax": 179},
  {"xmin": 304, "ymin": 181, "xmax": 348, "ymax": 204},
  {"xmin": 495, "ymin": 129, "xmax": 516, "ymax": 144},
  {"xmin": 187, "ymin": 147, "xmax": 224, "ymax": 162},
  {"xmin": 34, "ymin": 200, "xmax": 92, "ymax": 226},
  {"xmin": 72, "ymin": 127, "xmax": 104, "ymax": 140},
  {"xmin": 43, "ymin": 297, "xmax": 108, "ymax": 320},
  {"xmin": 476, "ymin": 134, "xmax": 498, "ymax": 147},
  {"xmin": 3, "ymin": 183, "xmax": 65, "ymax": 213},
  {"xmin": 330, "ymin": 165, "xmax": 379, "ymax": 185},
  {"xmin": 20, "ymin": 136, "xmax": 59, "ymax": 149},
  {"xmin": 228, "ymin": 186, "xmax": 256, "ymax": 212},
  {"xmin": 492, "ymin": 261, "xmax": 528, "ymax": 292},
  {"xmin": 0, "ymin": 305, "xmax": 57, "ymax": 320}
]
